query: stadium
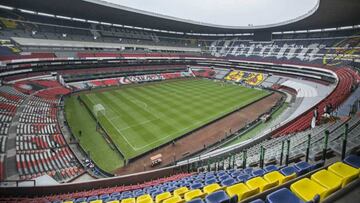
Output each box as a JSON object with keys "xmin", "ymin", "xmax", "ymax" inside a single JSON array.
[{"xmin": 0, "ymin": 0, "xmax": 359, "ymax": 202}]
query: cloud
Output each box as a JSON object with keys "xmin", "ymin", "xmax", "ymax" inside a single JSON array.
[{"xmin": 103, "ymin": 0, "xmax": 318, "ymax": 26}]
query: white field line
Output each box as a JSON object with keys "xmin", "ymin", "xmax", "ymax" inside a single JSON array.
[{"xmin": 86, "ymin": 82, "xmax": 265, "ymax": 152}]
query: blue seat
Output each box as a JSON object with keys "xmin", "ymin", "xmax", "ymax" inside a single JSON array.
[
  {"xmin": 264, "ymin": 165, "xmax": 278, "ymax": 173},
  {"xmin": 104, "ymin": 197, "xmax": 118, "ymax": 202},
  {"xmin": 244, "ymin": 167, "xmax": 253, "ymax": 174},
  {"xmin": 295, "ymin": 162, "xmax": 312, "ymax": 175},
  {"xmin": 205, "ymin": 190, "xmax": 230, "ymax": 203},
  {"xmin": 121, "ymin": 193, "xmax": 134, "ymax": 199},
  {"xmin": 221, "ymin": 178, "xmax": 237, "ymax": 187},
  {"xmin": 344, "ymin": 154, "xmax": 360, "ymax": 168},
  {"xmin": 280, "ymin": 166, "xmax": 298, "ymax": 176},
  {"xmin": 151, "ymin": 190, "xmax": 163, "ymax": 198},
  {"xmin": 187, "ymin": 198, "xmax": 205, "ymax": 203},
  {"xmin": 133, "ymin": 190, "xmax": 145, "ymax": 197},
  {"xmin": 237, "ymin": 174, "xmax": 251, "ymax": 182},
  {"xmin": 266, "ymin": 188, "xmax": 306, "ymax": 203},
  {"xmin": 252, "ymin": 169, "xmax": 265, "ymax": 177},
  {"xmin": 111, "ymin": 192, "xmax": 121, "ymax": 198},
  {"xmin": 100, "ymin": 194, "xmax": 110, "ymax": 200},
  {"xmin": 75, "ymin": 197, "xmax": 87, "ymax": 203},
  {"xmin": 87, "ymin": 196, "xmax": 98, "ymax": 202},
  {"xmin": 205, "ymin": 178, "xmax": 218, "ymax": 185},
  {"xmin": 230, "ymin": 171, "xmax": 242, "ymax": 177},
  {"xmin": 219, "ymin": 175, "xmax": 231, "ymax": 181},
  {"xmin": 165, "ymin": 186, "xmax": 177, "ymax": 192},
  {"xmin": 190, "ymin": 182, "xmax": 204, "ymax": 190},
  {"xmin": 249, "ymin": 199, "xmax": 265, "ymax": 203}
]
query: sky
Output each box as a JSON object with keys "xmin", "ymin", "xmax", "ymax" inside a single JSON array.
[{"xmin": 103, "ymin": 0, "xmax": 318, "ymax": 27}]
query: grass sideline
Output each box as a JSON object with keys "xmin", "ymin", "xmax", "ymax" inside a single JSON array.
[
  {"xmin": 66, "ymin": 79, "xmax": 269, "ymax": 166},
  {"xmin": 65, "ymin": 96, "xmax": 124, "ymax": 173}
]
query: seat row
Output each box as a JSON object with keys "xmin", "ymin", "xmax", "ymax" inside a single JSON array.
[
  {"xmin": 63, "ymin": 157, "xmax": 360, "ymax": 203},
  {"xmin": 0, "ymin": 136, "xmax": 7, "ymax": 153},
  {"xmin": 16, "ymin": 123, "xmax": 59, "ymax": 135},
  {"xmin": 19, "ymin": 113, "xmax": 57, "ymax": 123},
  {"xmin": 250, "ymin": 155, "xmax": 360, "ymax": 203},
  {"xmin": 0, "ymin": 113, "xmax": 13, "ymax": 123},
  {"xmin": 56, "ymin": 160, "xmax": 318, "ymax": 203},
  {"xmin": 0, "ymin": 102, "xmax": 17, "ymax": 113},
  {"xmin": 16, "ymin": 147, "xmax": 81, "ymax": 180},
  {"xmin": 0, "ymin": 122, "xmax": 10, "ymax": 135},
  {"xmin": 16, "ymin": 134, "xmax": 66, "ymax": 151},
  {"xmin": 22, "ymin": 105, "xmax": 58, "ymax": 116}
]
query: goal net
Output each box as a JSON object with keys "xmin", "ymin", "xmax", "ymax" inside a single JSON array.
[{"xmin": 93, "ymin": 104, "xmax": 106, "ymax": 118}]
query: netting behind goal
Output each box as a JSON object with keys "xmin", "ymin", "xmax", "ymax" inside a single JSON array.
[{"xmin": 93, "ymin": 104, "xmax": 106, "ymax": 118}]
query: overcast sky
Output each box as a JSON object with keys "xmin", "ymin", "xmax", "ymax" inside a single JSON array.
[{"xmin": 103, "ymin": 0, "xmax": 318, "ymax": 27}]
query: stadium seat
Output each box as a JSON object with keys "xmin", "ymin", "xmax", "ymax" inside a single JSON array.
[
  {"xmin": 226, "ymin": 182, "xmax": 259, "ymax": 201},
  {"xmin": 264, "ymin": 165, "xmax": 278, "ymax": 173},
  {"xmin": 137, "ymin": 194, "xmax": 153, "ymax": 203},
  {"xmin": 186, "ymin": 198, "xmax": 204, "ymax": 203},
  {"xmin": 90, "ymin": 200, "xmax": 102, "ymax": 203},
  {"xmin": 280, "ymin": 166, "xmax": 298, "ymax": 176},
  {"xmin": 107, "ymin": 201, "xmax": 120, "ymax": 203},
  {"xmin": 162, "ymin": 195, "xmax": 183, "ymax": 203},
  {"xmin": 311, "ymin": 169, "xmax": 342, "ymax": 197},
  {"xmin": 205, "ymin": 190, "xmax": 230, "ymax": 203},
  {"xmin": 249, "ymin": 199, "xmax": 265, "ymax": 203},
  {"xmin": 328, "ymin": 162, "xmax": 359, "ymax": 187},
  {"xmin": 173, "ymin": 187, "xmax": 189, "ymax": 197},
  {"xmin": 290, "ymin": 178, "xmax": 326, "ymax": 201},
  {"xmin": 264, "ymin": 171, "xmax": 296, "ymax": 185},
  {"xmin": 155, "ymin": 192, "xmax": 172, "ymax": 203},
  {"xmin": 205, "ymin": 178, "xmax": 217, "ymax": 185},
  {"xmin": 344, "ymin": 155, "xmax": 360, "ymax": 168},
  {"xmin": 266, "ymin": 188, "xmax": 306, "ymax": 203},
  {"xmin": 184, "ymin": 189, "xmax": 204, "ymax": 201},
  {"xmin": 252, "ymin": 169, "xmax": 265, "ymax": 177},
  {"xmin": 203, "ymin": 183, "xmax": 222, "ymax": 194},
  {"xmin": 246, "ymin": 177, "xmax": 278, "ymax": 192},
  {"xmin": 221, "ymin": 178, "xmax": 237, "ymax": 187},
  {"xmin": 237, "ymin": 174, "xmax": 251, "ymax": 182},
  {"xmin": 190, "ymin": 183, "xmax": 204, "ymax": 190},
  {"xmin": 122, "ymin": 198, "xmax": 136, "ymax": 203},
  {"xmin": 75, "ymin": 198, "xmax": 87, "ymax": 203},
  {"xmin": 294, "ymin": 162, "xmax": 312, "ymax": 175}
]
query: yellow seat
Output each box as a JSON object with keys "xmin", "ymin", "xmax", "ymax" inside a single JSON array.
[
  {"xmin": 290, "ymin": 178, "xmax": 327, "ymax": 201},
  {"xmin": 107, "ymin": 201, "xmax": 120, "ymax": 203},
  {"xmin": 63, "ymin": 201, "xmax": 74, "ymax": 203},
  {"xmin": 311, "ymin": 169, "xmax": 342, "ymax": 197},
  {"xmin": 246, "ymin": 177, "xmax": 278, "ymax": 192},
  {"xmin": 155, "ymin": 192, "xmax": 172, "ymax": 203},
  {"xmin": 328, "ymin": 162, "xmax": 359, "ymax": 187},
  {"xmin": 184, "ymin": 189, "xmax": 204, "ymax": 201},
  {"xmin": 226, "ymin": 183, "xmax": 259, "ymax": 201},
  {"xmin": 264, "ymin": 171, "xmax": 296, "ymax": 185},
  {"xmin": 137, "ymin": 194, "xmax": 153, "ymax": 203},
  {"xmin": 203, "ymin": 183, "xmax": 222, "ymax": 194},
  {"xmin": 90, "ymin": 200, "xmax": 103, "ymax": 203},
  {"xmin": 173, "ymin": 187, "xmax": 189, "ymax": 197},
  {"xmin": 121, "ymin": 198, "xmax": 136, "ymax": 203},
  {"xmin": 162, "ymin": 195, "xmax": 184, "ymax": 203}
]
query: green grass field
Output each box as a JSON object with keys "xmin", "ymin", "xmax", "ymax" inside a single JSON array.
[{"xmin": 65, "ymin": 79, "xmax": 269, "ymax": 171}]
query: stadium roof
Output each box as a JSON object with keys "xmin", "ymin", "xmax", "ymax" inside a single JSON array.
[{"xmin": 2, "ymin": 0, "xmax": 360, "ymax": 34}]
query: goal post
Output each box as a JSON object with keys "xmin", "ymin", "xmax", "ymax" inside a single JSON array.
[{"xmin": 93, "ymin": 104, "xmax": 106, "ymax": 118}]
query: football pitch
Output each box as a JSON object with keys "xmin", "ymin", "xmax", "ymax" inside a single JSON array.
[{"xmin": 65, "ymin": 79, "xmax": 269, "ymax": 170}]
